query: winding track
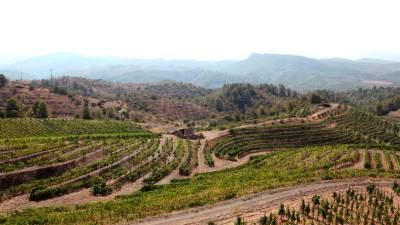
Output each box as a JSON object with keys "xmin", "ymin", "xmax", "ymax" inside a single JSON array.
[{"xmin": 125, "ymin": 178, "xmax": 398, "ymax": 225}]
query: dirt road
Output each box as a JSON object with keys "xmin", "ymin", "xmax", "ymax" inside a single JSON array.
[{"xmin": 125, "ymin": 177, "xmax": 397, "ymax": 225}]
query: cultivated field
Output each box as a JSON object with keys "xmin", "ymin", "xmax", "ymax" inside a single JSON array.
[{"xmin": 2, "ymin": 104, "xmax": 400, "ymax": 225}]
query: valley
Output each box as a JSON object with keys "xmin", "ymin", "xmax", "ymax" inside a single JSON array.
[
  {"xmin": 0, "ymin": 90, "xmax": 400, "ymax": 224},
  {"xmin": 3, "ymin": 1, "xmax": 400, "ymax": 224}
]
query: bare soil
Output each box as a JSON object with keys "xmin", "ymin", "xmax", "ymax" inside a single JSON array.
[
  {"xmin": 125, "ymin": 178, "xmax": 398, "ymax": 225},
  {"xmin": 380, "ymin": 151, "xmax": 388, "ymax": 170},
  {"xmin": 351, "ymin": 150, "xmax": 365, "ymax": 169},
  {"xmin": 0, "ymin": 176, "xmax": 146, "ymax": 212},
  {"xmin": 390, "ymin": 153, "xmax": 398, "ymax": 171},
  {"xmin": 369, "ymin": 150, "xmax": 376, "ymax": 169}
]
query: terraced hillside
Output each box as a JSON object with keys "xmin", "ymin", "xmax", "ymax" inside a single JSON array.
[
  {"xmin": 0, "ymin": 119, "xmax": 146, "ymax": 138},
  {"xmin": 3, "ymin": 104, "xmax": 400, "ymax": 225},
  {"xmin": 3, "ymin": 145, "xmax": 399, "ymax": 225},
  {"xmin": 211, "ymin": 106, "xmax": 400, "ymax": 160},
  {"xmin": 0, "ymin": 134, "xmax": 184, "ymax": 202}
]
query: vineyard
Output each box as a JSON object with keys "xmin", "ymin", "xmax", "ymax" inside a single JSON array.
[
  {"xmin": 230, "ymin": 185, "xmax": 400, "ymax": 225},
  {"xmin": 2, "ymin": 103, "xmax": 400, "ymax": 224},
  {"xmin": 0, "ymin": 119, "xmax": 146, "ymax": 138},
  {"xmin": 0, "ymin": 132, "xmax": 200, "ymax": 206},
  {"xmin": 211, "ymin": 107, "xmax": 400, "ymax": 160},
  {"xmin": 3, "ymin": 144, "xmax": 399, "ymax": 225}
]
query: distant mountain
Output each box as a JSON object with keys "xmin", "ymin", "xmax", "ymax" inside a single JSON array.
[
  {"xmin": 357, "ymin": 58, "xmax": 397, "ymax": 64},
  {"xmin": 2, "ymin": 52, "xmax": 400, "ymax": 91},
  {"xmin": 0, "ymin": 52, "xmax": 134, "ymax": 79},
  {"xmin": 361, "ymin": 51, "xmax": 400, "ymax": 62}
]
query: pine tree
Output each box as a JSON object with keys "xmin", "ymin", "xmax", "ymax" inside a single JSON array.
[
  {"xmin": 34, "ymin": 102, "xmax": 49, "ymax": 118},
  {"xmin": 5, "ymin": 98, "xmax": 20, "ymax": 118},
  {"xmin": 82, "ymin": 100, "xmax": 91, "ymax": 119}
]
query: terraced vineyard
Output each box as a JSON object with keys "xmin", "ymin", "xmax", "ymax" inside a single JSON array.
[
  {"xmin": 212, "ymin": 107, "xmax": 400, "ymax": 160},
  {"xmin": 4, "ymin": 104, "xmax": 400, "ymax": 225},
  {"xmin": 0, "ymin": 119, "xmax": 146, "ymax": 138},
  {"xmin": 3, "ymin": 144, "xmax": 398, "ymax": 225},
  {"xmin": 0, "ymin": 115, "xmax": 208, "ymax": 217},
  {"xmin": 0, "ymin": 134, "xmax": 178, "ymax": 202}
]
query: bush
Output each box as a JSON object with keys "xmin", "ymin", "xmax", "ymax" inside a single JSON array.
[
  {"xmin": 92, "ymin": 181, "xmax": 112, "ymax": 196},
  {"xmin": 0, "ymin": 74, "xmax": 7, "ymax": 88}
]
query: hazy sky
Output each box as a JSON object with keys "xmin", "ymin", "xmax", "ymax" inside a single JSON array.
[{"xmin": 1, "ymin": 0, "xmax": 399, "ymax": 60}]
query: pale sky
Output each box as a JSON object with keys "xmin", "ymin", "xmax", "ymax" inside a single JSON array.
[{"xmin": 0, "ymin": 0, "xmax": 399, "ymax": 60}]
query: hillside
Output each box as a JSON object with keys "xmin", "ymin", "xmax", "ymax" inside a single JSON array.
[
  {"xmin": 2, "ymin": 104, "xmax": 400, "ymax": 224},
  {"xmin": 3, "ymin": 53, "xmax": 400, "ymax": 90},
  {"xmin": 0, "ymin": 78, "xmax": 220, "ymax": 123},
  {"xmin": 0, "ymin": 80, "xmax": 129, "ymax": 119},
  {"xmin": 0, "ymin": 81, "xmax": 81, "ymax": 117}
]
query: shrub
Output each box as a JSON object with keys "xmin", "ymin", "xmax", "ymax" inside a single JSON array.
[{"xmin": 92, "ymin": 181, "xmax": 112, "ymax": 196}]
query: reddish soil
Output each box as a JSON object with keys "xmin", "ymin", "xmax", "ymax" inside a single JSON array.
[
  {"xmin": 351, "ymin": 150, "xmax": 365, "ymax": 169},
  {"xmin": 0, "ymin": 176, "xmax": 146, "ymax": 212},
  {"xmin": 369, "ymin": 151, "xmax": 376, "ymax": 169},
  {"xmin": 126, "ymin": 178, "xmax": 398, "ymax": 225},
  {"xmin": 380, "ymin": 151, "xmax": 388, "ymax": 170},
  {"xmin": 190, "ymin": 140, "xmax": 207, "ymax": 175},
  {"xmin": 390, "ymin": 153, "xmax": 398, "ymax": 170},
  {"xmin": 0, "ymin": 81, "xmax": 80, "ymax": 117},
  {"xmin": 0, "ymin": 137, "xmax": 171, "ymax": 212}
]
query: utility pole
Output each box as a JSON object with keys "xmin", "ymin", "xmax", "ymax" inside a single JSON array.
[{"xmin": 49, "ymin": 68, "xmax": 53, "ymax": 80}]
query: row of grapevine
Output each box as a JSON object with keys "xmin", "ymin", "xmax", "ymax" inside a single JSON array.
[
  {"xmin": 228, "ymin": 185, "xmax": 399, "ymax": 225},
  {"xmin": 0, "ymin": 118, "xmax": 148, "ymax": 138}
]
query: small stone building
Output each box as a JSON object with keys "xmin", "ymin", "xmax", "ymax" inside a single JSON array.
[{"xmin": 170, "ymin": 128, "xmax": 204, "ymax": 139}]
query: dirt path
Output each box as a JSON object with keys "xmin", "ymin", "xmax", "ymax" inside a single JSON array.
[
  {"xmin": 156, "ymin": 136, "xmax": 188, "ymax": 185},
  {"xmin": 369, "ymin": 150, "xmax": 376, "ymax": 169},
  {"xmin": 125, "ymin": 178, "xmax": 397, "ymax": 225},
  {"xmin": 390, "ymin": 153, "xmax": 398, "ymax": 171},
  {"xmin": 200, "ymin": 130, "xmax": 229, "ymax": 142},
  {"xmin": 214, "ymin": 186, "xmax": 399, "ymax": 225},
  {"xmin": 394, "ymin": 153, "xmax": 400, "ymax": 170},
  {"xmin": 191, "ymin": 140, "xmax": 207, "ymax": 175},
  {"xmin": 380, "ymin": 151, "xmax": 388, "ymax": 170},
  {"xmin": 352, "ymin": 150, "xmax": 365, "ymax": 169}
]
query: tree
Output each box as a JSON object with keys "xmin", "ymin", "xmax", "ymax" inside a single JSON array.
[
  {"xmin": 310, "ymin": 94, "xmax": 322, "ymax": 104},
  {"xmin": 215, "ymin": 98, "xmax": 224, "ymax": 111},
  {"xmin": 278, "ymin": 84, "xmax": 286, "ymax": 97},
  {"xmin": 32, "ymin": 101, "xmax": 50, "ymax": 118},
  {"xmin": 32, "ymin": 101, "xmax": 40, "ymax": 118},
  {"xmin": 5, "ymin": 98, "xmax": 20, "ymax": 118},
  {"xmin": 82, "ymin": 100, "xmax": 91, "ymax": 119},
  {"xmin": 0, "ymin": 74, "xmax": 7, "ymax": 88},
  {"xmin": 38, "ymin": 102, "xmax": 49, "ymax": 118}
]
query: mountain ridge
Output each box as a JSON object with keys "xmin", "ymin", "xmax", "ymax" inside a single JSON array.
[{"xmin": 2, "ymin": 52, "xmax": 400, "ymax": 91}]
